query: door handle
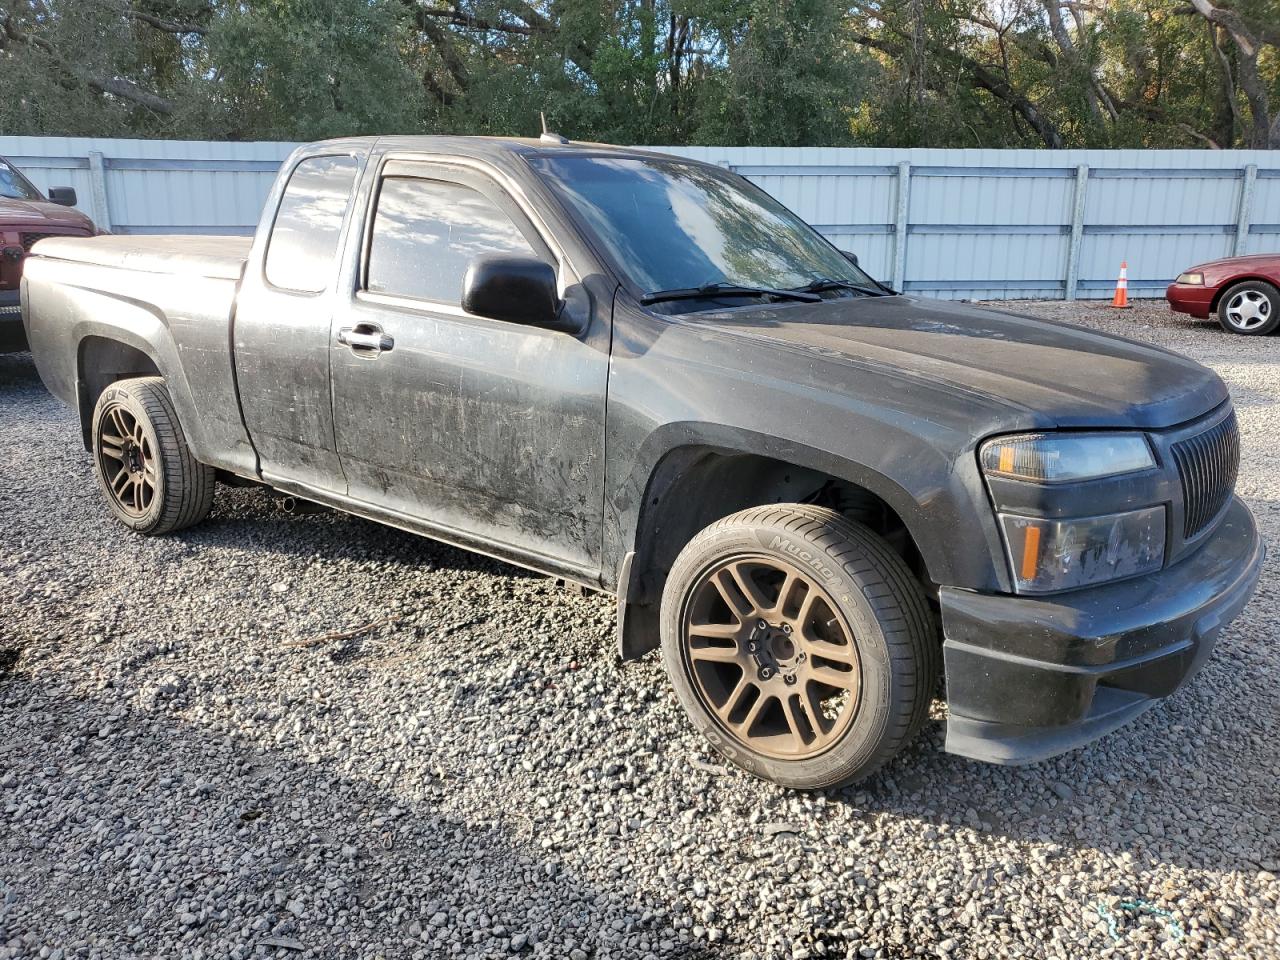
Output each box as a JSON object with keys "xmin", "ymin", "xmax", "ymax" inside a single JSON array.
[{"xmin": 338, "ymin": 324, "xmax": 394, "ymax": 354}]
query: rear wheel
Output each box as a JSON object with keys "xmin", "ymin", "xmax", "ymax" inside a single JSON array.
[
  {"xmin": 1216, "ymin": 280, "xmax": 1279, "ymax": 336},
  {"xmin": 91, "ymin": 377, "xmax": 214, "ymax": 534},
  {"xmin": 660, "ymin": 504, "xmax": 938, "ymax": 790}
]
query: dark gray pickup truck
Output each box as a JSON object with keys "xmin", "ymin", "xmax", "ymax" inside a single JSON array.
[{"xmin": 22, "ymin": 136, "xmax": 1263, "ymax": 789}]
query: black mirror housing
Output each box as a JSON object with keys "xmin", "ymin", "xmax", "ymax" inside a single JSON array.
[
  {"xmin": 462, "ymin": 255, "xmax": 568, "ymax": 331},
  {"xmin": 47, "ymin": 187, "xmax": 77, "ymax": 207},
  {"xmin": 842, "ymin": 250, "xmax": 859, "ymax": 267}
]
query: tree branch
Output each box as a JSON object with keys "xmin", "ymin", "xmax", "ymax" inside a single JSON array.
[
  {"xmin": 849, "ymin": 25, "xmax": 1066, "ymax": 148},
  {"xmin": 125, "ymin": 9, "xmax": 208, "ymax": 36},
  {"xmin": 0, "ymin": 9, "xmax": 175, "ymax": 114}
]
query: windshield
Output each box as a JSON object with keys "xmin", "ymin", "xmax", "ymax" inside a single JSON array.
[
  {"xmin": 529, "ymin": 155, "xmax": 879, "ymax": 299},
  {"xmin": 0, "ymin": 160, "xmax": 41, "ymax": 201}
]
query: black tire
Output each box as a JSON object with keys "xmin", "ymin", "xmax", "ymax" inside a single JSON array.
[
  {"xmin": 1216, "ymin": 280, "xmax": 1280, "ymax": 336},
  {"xmin": 90, "ymin": 376, "xmax": 215, "ymax": 535},
  {"xmin": 660, "ymin": 504, "xmax": 938, "ymax": 790}
]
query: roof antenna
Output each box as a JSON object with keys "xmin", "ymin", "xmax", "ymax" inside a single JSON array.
[{"xmin": 539, "ymin": 111, "xmax": 569, "ymax": 145}]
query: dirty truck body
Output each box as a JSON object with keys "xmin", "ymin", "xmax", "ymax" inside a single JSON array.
[{"xmin": 22, "ymin": 136, "xmax": 1263, "ymax": 789}]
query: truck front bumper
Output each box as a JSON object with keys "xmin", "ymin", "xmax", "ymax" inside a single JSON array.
[{"xmin": 941, "ymin": 496, "xmax": 1263, "ymax": 765}]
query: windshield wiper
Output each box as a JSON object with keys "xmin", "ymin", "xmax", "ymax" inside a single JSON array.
[
  {"xmin": 799, "ymin": 277, "xmax": 890, "ymax": 297},
  {"xmin": 640, "ymin": 281, "xmax": 822, "ymax": 306}
]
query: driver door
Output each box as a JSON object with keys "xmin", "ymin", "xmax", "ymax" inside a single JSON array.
[{"xmin": 328, "ymin": 160, "xmax": 609, "ymax": 578}]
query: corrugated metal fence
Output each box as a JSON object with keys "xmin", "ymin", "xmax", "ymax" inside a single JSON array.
[{"xmin": 4, "ymin": 136, "xmax": 1278, "ymax": 300}]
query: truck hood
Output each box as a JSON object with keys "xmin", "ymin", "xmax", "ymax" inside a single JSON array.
[
  {"xmin": 692, "ymin": 295, "xmax": 1227, "ymax": 430},
  {"xmin": 0, "ymin": 198, "xmax": 95, "ymax": 231}
]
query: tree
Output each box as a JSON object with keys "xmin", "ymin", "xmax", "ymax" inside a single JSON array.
[
  {"xmin": 1184, "ymin": 0, "xmax": 1279, "ymax": 147},
  {"xmin": 0, "ymin": 0, "xmax": 1276, "ymax": 147}
]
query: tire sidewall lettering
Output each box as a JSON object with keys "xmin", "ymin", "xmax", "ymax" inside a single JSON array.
[{"xmin": 755, "ymin": 531, "xmax": 848, "ymax": 595}]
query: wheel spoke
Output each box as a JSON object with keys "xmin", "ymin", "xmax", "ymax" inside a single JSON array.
[
  {"xmin": 795, "ymin": 587, "xmax": 819, "ymax": 629},
  {"xmin": 807, "ymin": 664, "xmax": 858, "ymax": 689},
  {"xmin": 773, "ymin": 571, "xmax": 800, "ymax": 615},
  {"xmin": 111, "ymin": 466, "xmax": 131, "ymax": 493},
  {"xmin": 689, "ymin": 643, "xmax": 741, "ymax": 664},
  {"xmin": 100, "ymin": 437, "xmax": 126, "ymax": 461},
  {"xmin": 715, "ymin": 675, "xmax": 753, "ymax": 721},
  {"xmin": 802, "ymin": 682, "xmax": 834, "ymax": 737},
  {"xmin": 710, "ymin": 569, "xmax": 754, "ymax": 618},
  {"xmin": 782, "ymin": 694, "xmax": 811, "ymax": 749},
  {"xmin": 734, "ymin": 689, "xmax": 771, "ymax": 737},
  {"xmin": 727, "ymin": 561, "xmax": 772, "ymax": 614},
  {"xmin": 800, "ymin": 629, "xmax": 857, "ymax": 664},
  {"xmin": 114, "ymin": 408, "xmax": 134, "ymax": 440},
  {"xmin": 688, "ymin": 621, "xmax": 741, "ymax": 640}
]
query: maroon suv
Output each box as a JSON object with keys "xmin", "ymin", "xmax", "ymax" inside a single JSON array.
[{"xmin": 1, "ymin": 156, "xmax": 97, "ymax": 351}]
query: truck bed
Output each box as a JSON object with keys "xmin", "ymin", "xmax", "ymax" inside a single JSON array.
[
  {"xmin": 31, "ymin": 235, "xmax": 252, "ymax": 281},
  {"xmin": 22, "ymin": 232, "xmax": 257, "ymax": 475}
]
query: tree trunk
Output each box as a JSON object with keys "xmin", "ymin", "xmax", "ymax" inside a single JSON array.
[{"xmin": 1187, "ymin": 0, "xmax": 1274, "ymax": 148}]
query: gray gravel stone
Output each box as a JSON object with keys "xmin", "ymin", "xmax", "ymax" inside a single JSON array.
[{"xmin": 1, "ymin": 300, "xmax": 1279, "ymax": 960}]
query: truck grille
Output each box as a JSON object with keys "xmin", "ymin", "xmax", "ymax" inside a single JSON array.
[
  {"xmin": 20, "ymin": 232, "xmax": 59, "ymax": 251},
  {"xmin": 1171, "ymin": 411, "xmax": 1239, "ymax": 539}
]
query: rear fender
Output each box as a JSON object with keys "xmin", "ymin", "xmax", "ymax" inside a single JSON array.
[{"xmin": 60, "ymin": 290, "xmax": 202, "ymax": 456}]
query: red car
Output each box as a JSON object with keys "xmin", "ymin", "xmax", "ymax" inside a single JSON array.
[
  {"xmin": 1166, "ymin": 253, "xmax": 1280, "ymax": 336},
  {"xmin": 1, "ymin": 156, "xmax": 98, "ymax": 351}
]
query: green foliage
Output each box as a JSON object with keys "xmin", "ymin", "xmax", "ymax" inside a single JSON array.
[
  {"xmin": 0, "ymin": 0, "xmax": 1276, "ymax": 147},
  {"xmin": 194, "ymin": 0, "xmax": 424, "ymax": 140},
  {"xmin": 689, "ymin": 0, "xmax": 872, "ymax": 146}
]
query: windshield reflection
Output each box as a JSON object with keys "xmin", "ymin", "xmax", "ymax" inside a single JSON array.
[
  {"xmin": 0, "ymin": 160, "xmax": 41, "ymax": 201},
  {"xmin": 531, "ymin": 156, "xmax": 875, "ymax": 299}
]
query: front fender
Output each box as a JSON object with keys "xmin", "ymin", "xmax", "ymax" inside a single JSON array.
[{"xmin": 606, "ymin": 418, "xmax": 1009, "ymax": 602}]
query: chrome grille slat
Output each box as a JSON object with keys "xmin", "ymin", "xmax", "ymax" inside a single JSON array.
[{"xmin": 1172, "ymin": 412, "xmax": 1239, "ymax": 539}]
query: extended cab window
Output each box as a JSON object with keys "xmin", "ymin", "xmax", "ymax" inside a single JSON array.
[
  {"xmin": 264, "ymin": 155, "xmax": 358, "ymax": 293},
  {"xmin": 366, "ymin": 177, "xmax": 536, "ymax": 304}
]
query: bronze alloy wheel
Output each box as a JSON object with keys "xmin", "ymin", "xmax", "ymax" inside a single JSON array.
[
  {"xmin": 96, "ymin": 401, "xmax": 158, "ymax": 518},
  {"xmin": 90, "ymin": 377, "xmax": 215, "ymax": 535},
  {"xmin": 681, "ymin": 554, "xmax": 862, "ymax": 761},
  {"xmin": 661, "ymin": 505, "xmax": 938, "ymax": 789}
]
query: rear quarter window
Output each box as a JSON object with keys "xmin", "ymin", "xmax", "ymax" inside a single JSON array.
[{"xmin": 265, "ymin": 155, "xmax": 359, "ymax": 293}]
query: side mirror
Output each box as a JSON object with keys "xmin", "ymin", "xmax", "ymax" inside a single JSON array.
[
  {"xmin": 47, "ymin": 187, "xmax": 77, "ymax": 207},
  {"xmin": 462, "ymin": 255, "xmax": 569, "ymax": 331},
  {"xmin": 841, "ymin": 250, "xmax": 859, "ymax": 267}
]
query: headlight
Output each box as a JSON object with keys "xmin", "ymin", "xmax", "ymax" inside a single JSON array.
[
  {"xmin": 1176, "ymin": 271, "xmax": 1204, "ymax": 285},
  {"xmin": 980, "ymin": 433, "xmax": 1155, "ymax": 484},
  {"xmin": 1000, "ymin": 507, "xmax": 1166, "ymax": 593}
]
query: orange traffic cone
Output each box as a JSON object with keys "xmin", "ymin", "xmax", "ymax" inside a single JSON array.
[{"xmin": 1110, "ymin": 261, "xmax": 1132, "ymax": 309}]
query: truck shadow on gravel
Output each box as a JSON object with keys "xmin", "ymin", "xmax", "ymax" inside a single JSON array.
[
  {"xmin": 0, "ymin": 351, "xmax": 41, "ymax": 390},
  {"xmin": 193, "ymin": 491, "xmax": 545, "ymax": 582},
  {"xmin": 0, "ymin": 674, "xmax": 718, "ymax": 959}
]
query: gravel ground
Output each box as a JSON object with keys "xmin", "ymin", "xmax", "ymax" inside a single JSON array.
[{"xmin": 2, "ymin": 298, "xmax": 1278, "ymax": 960}]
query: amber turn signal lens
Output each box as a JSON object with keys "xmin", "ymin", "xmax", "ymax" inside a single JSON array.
[{"xmin": 999, "ymin": 507, "xmax": 1166, "ymax": 594}]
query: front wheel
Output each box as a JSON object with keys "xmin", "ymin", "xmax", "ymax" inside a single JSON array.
[
  {"xmin": 660, "ymin": 505, "xmax": 938, "ymax": 790},
  {"xmin": 91, "ymin": 376, "xmax": 215, "ymax": 535},
  {"xmin": 1216, "ymin": 280, "xmax": 1279, "ymax": 336}
]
